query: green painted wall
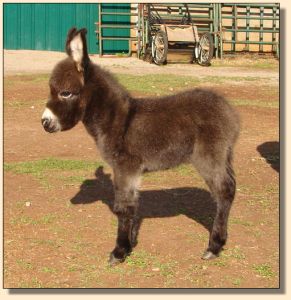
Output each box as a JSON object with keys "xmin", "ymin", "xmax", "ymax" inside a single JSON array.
[{"xmin": 4, "ymin": 3, "xmax": 130, "ymax": 54}]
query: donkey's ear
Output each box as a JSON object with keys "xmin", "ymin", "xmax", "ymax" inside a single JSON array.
[{"xmin": 65, "ymin": 27, "xmax": 89, "ymax": 72}]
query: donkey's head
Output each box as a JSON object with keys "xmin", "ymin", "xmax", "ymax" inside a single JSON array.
[{"xmin": 41, "ymin": 27, "xmax": 90, "ymax": 133}]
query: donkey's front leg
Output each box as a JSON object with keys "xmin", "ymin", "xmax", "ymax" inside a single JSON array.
[{"xmin": 109, "ymin": 171, "xmax": 140, "ymax": 266}]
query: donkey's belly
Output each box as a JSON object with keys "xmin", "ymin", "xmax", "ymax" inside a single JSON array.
[{"xmin": 141, "ymin": 144, "xmax": 193, "ymax": 172}]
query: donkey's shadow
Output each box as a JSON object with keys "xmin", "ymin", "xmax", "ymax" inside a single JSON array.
[{"xmin": 70, "ymin": 167, "xmax": 216, "ymax": 233}]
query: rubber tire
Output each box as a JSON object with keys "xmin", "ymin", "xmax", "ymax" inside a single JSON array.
[
  {"xmin": 197, "ymin": 33, "xmax": 214, "ymax": 67},
  {"xmin": 151, "ymin": 30, "xmax": 168, "ymax": 65}
]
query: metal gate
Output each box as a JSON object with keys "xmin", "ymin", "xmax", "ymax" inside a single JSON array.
[
  {"xmin": 136, "ymin": 3, "xmax": 280, "ymax": 59},
  {"xmin": 220, "ymin": 3, "xmax": 280, "ymax": 57}
]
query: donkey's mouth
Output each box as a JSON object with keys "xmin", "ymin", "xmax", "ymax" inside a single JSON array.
[
  {"xmin": 41, "ymin": 118, "xmax": 60, "ymax": 133},
  {"xmin": 42, "ymin": 123, "xmax": 59, "ymax": 133}
]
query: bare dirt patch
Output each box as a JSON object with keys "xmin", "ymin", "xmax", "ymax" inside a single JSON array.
[
  {"xmin": 3, "ymin": 53, "xmax": 279, "ymax": 288},
  {"xmin": 4, "ymin": 50, "xmax": 279, "ymax": 83}
]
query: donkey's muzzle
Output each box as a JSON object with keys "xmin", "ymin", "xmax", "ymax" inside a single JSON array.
[
  {"xmin": 41, "ymin": 108, "xmax": 61, "ymax": 133},
  {"xmin": 42, "ymin": 117, "xmax": 57, "ymax": 133}
]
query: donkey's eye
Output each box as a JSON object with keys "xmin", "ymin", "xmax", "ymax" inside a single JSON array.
[{"xmin": 59, "ymin": 91, "xmax": 72, "ymax": 98}]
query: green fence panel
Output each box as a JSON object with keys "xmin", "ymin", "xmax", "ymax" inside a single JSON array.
[{"xmin": 101, "ymin": 3, "xmax": 131, "ymax": 54}]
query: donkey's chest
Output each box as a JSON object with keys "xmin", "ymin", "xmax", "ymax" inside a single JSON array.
[{"xmin": 83, "ymin": 123, "xmax": 109, "ymax": 161}]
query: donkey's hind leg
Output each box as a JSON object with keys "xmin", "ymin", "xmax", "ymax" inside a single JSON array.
[
  {"xmin": 109, "ymin": 169, "xmax": 141, "ymax": 266},
  {"xmin": 193, "ymin": 147, "xmax": 236, "ymax": 260}
]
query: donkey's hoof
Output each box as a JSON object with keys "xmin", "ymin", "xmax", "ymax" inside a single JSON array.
[
  {"xmin": 108, "ymin": 252, "xmax": 126, "ymax": 267},
  {"xmin": 201, "ymin": 251, "xmax": 218, "ymax": 260}
]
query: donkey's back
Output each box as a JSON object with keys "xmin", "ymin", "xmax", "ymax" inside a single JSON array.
[{"xmin": 125, "ymin": 88, "xmax": 239, "ymax": 173}]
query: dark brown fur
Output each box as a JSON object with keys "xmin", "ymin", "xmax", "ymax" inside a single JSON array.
[{"xmin": 42, "ymin": 28, "xmax": 240, "ymax": 265}]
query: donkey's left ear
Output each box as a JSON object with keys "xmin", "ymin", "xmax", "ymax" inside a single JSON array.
[{"xmin": 65, "ymin": 27, "xmax": 90, "ymax": 72}]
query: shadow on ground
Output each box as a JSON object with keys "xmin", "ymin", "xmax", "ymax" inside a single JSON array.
[
  {"xmin": 70, "ymin": 167, "xmax": 216, "ymax": 233},
  {"xmin": 257, "ymin": 141, "xmax": 279, "ymax": 172}
]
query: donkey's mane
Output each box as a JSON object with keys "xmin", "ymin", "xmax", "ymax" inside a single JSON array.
[{"xmin": 89, "ymin": 63, "xmax": 131, "ymax": 103}]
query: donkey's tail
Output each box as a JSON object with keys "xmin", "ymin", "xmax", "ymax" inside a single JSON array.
[{"xmin": 226, "ymin": 146, "xmax": 236, "ymax": 198}]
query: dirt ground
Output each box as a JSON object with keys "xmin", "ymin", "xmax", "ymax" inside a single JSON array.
[
  {"xmin": 4, "ymin": 49, "xmax": 278, "ymax": 81},
  {"xmin": 3, "ymin": 50, "xmax": 279, "ymax": 289}
]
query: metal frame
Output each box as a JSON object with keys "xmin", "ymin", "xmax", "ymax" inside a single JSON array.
[
  {"xmin": 220, "ymin": 3, "xmax": 280, "ymax": 58},
  {"xmin": 138, "ymin": 3, "xmax": 217, "ymax": 60},
  {"xmin": 95, "ymin": 3, "xmax": 139, "ymax": 57},
  {"xmin": 95, "ymin": 3, "xmax": 280, "ymax": 59}
]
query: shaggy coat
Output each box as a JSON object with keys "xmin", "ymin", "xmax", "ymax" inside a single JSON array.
[{"xmin": 42, "ymin": 28, "xmax": 240, "ymax": 265}]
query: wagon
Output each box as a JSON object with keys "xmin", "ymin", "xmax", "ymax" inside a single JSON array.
[{"xmin": 147, "ymin": 4, "xmax": 214, "ymax": 66}]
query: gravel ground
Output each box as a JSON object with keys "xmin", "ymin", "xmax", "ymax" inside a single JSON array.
[{"xmin": 4, "ymin": 49, "xmax": 278, "ymax": 81}]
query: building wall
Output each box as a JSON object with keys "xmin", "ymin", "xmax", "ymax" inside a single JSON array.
[{"xmin": 4, "ymin": 3, "xmax": 131, "ymax": 54}]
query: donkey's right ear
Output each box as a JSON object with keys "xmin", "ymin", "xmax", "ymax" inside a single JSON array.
[{"xmin": 65, "ymin": 27, "xmax": 89, "ymax": 72}]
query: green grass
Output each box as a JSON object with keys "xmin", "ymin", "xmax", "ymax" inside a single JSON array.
[
  {"xmin": 16, "ymin": 259, "xmax": 33, "ymax": 270},
  {"xmin": 229, "ymin": 217, "xmax": 254, "ymax": 227},
  {"xmin": 41, "ymin": 266, "xmax": 57, "ymax": 274},
  {"xmin": 232, "ymin": 278, "xmax": 243, "ymax": 286},
  {"xmin": 56, "ymin": 174, "xmax": 87, "ymax": 186},
  {"xmin": 253, "ymin": 263, "xmax": 275, "ymax": 278},
  {"xmin": 4, "ymin": 99, "xmax": 46, "ymax": 109},
  {"xmin": 153, "ymin": 261, "xmax": 177, "ymax": 278},
  {"xmin": 115, "ymin": 73, "xmax": 266, "ymax": 96},
  {"xmin": 29, "ymin": 238, "xmax": 64, "ymax": 248},
  {"xmin": 126, "ymin": 251, "xmax": 150, "ymax": 268},
  {"xmin": 212, "ymin": 58, "xmax": 279, "ymax": 70},
  {"xmin": 143, "ymin": 163, "xmax": 201, "ymax": 184},
  {"xmin": 230, "ymin": 99, "xmax": 278, "ymax": 108},
  {"xmin": 19, "ymin": 277, "xmax": 44, "ymax": 288},
  {"xmin": 4, "ymin": 158, "xmax": 102, "ymax": 175},
  {"xmin": 11, "ymin": 213, "xmax": 57, "ymax": 226},
  {"xmin": 4, "ymin": 158, "xmax": 103, "ymax": 188},
  {"xmin": 116, "ymin": 73, "xmax": 199, "ymax": 95},
  {"xmin": 5, "ymin": 73, "xmax": 278, "ymax": 110}
]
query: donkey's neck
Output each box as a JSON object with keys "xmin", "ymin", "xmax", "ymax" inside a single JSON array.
[{"xmin": 82, "ymin": 64, "xmax": 131, "ymax": 141}]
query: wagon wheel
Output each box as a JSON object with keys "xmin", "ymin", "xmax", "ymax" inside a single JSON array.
[
  {"xmin": 196, "ymin": 33, "xmax": 214, "ymax": 67},
  {"xmin": 151, "ymin": 30, "xmax": 168, "ymax": 65}
]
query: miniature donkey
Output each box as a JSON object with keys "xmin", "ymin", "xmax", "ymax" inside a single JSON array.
[{"xmin": 41, "ymin": 28, "xmax": 240, "ymax": 265}]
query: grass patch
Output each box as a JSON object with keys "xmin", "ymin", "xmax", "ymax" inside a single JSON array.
[
  {"xmin": 16, "ymin": 259, "xmax": 33, "ymax": 270},
  {"xmin": 29, "ymin": 238, "xmax": 64, "ymax": 248},
  {"xmin": 57, "ymin": 174, "xmax": 87, "ymax": 186},
  {"xmin": 253, "ymin": 263, "xmax": 275, "ymax": 278},
  {"xmin": 11, "ymin": 213, "xmax": 57, "ymax": 226},
  {"xmin": 153, "ymin": 261, "xmax": 178, "ymax": 278},
  {"xmin": 229, "ymin": 217, "xmax": 254, "ymax": 227},
  {"xmin": 211, "ymin": 260, "xmax": 227, "ymax": 267},
  {"xmin": 232, "ymin": 277, "xmax": 243, "ymax": 286},
  {"xmin": 172, "ymin": 164, "xmax": 198, "ymax": 176},
  {"xmin": 4, "ymin": 158, "xmax": 103, "ymax": 175},
  {"xmin": 230, "ymin": 99, "xmax": 278, "ymax": 108},
  {"xmin": 143, "ymin": 164, "xmax": 201, "ymax": 184},
  {"xmin": 116, "ymin": 73, "xmax": 199, "ymax": 95},
  {"xmin": 221, "ymin": 246, "xmax": 246, "ymax": 260},
  {"xmin": 212, "ymin": 58, "xmax": 278, "ymax": 70},
  {"xmin": 115, "ymin": 73, "xmax": 266, "ymax": 96},
  {"xmin": 4, "ymin": 158, "xmax": 103, "ymax": 188},
  {"xmin": 4, "ymin": 99, "xmax": 46, "ymax": 109},
  {"xmin": 126, "ymin": 251, "xmax": 150, "ymax": 268},
  {"xmin": 11, "ymin": 216, "xmax": 36, "ymax": 225},
  {"xmin": 41, "ymin": 266, "xmax": 57, "ymax": 274},
  {"xmin": 19, "ymin": 277, "xmax": 44, "ymax": 288}
]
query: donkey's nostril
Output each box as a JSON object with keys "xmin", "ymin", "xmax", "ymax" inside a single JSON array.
[
  {"xmin": 42, "ymin": 118, "xmax": 48, "ymax": 126},
  {"xmin": 42, "ymin": 117, "xmax": 51, "ymax": 130}
]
